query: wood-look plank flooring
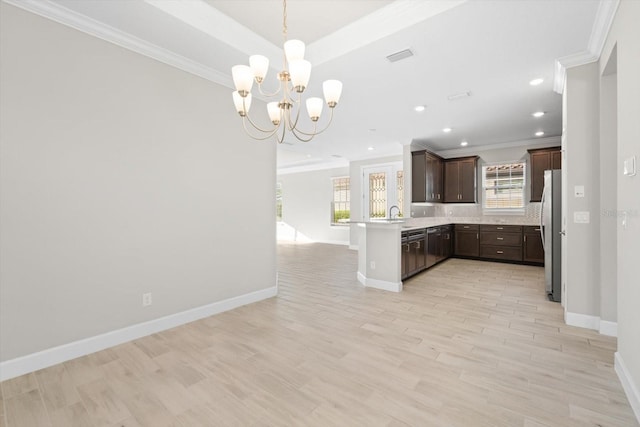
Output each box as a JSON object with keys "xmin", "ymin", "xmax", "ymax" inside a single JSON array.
[{"xmin": 1, "ymin": 242, "xmax": 637, "ymax": 426}]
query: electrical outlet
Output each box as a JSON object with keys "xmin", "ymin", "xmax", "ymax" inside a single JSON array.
[
  {"xmin": 142, "ymin": 293, "xmax": 152, "ymax": 307},
  {"xmin": 370, "ymin": 261, "xmax": 376, "ymax": 269}
]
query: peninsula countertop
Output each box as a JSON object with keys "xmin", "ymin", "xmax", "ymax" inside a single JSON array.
[{"xmin": 351, "ymin": 216, "xmax": 540, "ymax": 231}]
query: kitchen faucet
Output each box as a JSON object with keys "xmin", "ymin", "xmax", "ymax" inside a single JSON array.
[{"xmin": 389, "ymin": 205, "xmax": 401, "ymax": 219}]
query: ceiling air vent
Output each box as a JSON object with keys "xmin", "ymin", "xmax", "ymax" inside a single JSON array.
[
  {"xmin": 386, "ymin": 49, "xmax": 414, "ymax": 63},
  {"xmin": 447, "ymin": 91, "xmax": 471, "ymax": 101}
]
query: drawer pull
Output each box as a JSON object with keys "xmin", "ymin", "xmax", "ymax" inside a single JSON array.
[
  {"xmin": 534, "ymin": 228, "xmax": 541, "ymax": 231},
  {"xmin": 497, "ymin": 227, "xmax": 504, "ymax": 230},
  {"xmin": 497, "ymin": 250, "xmax": 504, "ymax": 254},
  {"xmin": 496, "ymin": 237, "xmax": 504, "ymax": 240},
  {"xmin": 463, "ymin": 226, "xmax": 470, "ymax": 229}
]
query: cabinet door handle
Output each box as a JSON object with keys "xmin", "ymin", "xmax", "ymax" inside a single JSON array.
[
  {"xmin": 437, "ymin": 194, "xmax": 441, "ymax": 199},
  {"xmin": 476, "ymin": 233, "xmax": 479, "ymax": 239},
  {"xmin": 405, "ymin": 244, "xmax": 410, "ymax": 252},
  {"xmin": 416, "ymin": 241, "xmax": 421, "ymax": 249},
  {"xmin": 497, "ymin": 250, "xmax": 504, "ymax": 254},
  {"xmin": 496, "ymin": 237, "xmax": 504, "ymax": 240},
  {"xmin": 524, "ymin": 235, "xmax": 527, "ymax": 242}
]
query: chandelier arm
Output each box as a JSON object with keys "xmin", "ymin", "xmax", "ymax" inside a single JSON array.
[
  {"xmin": 241, "ymin": 116, "xmax": 281, "ymax": 140},
  {"xmin": 287, "ymin": 108, "xmax": 335, "ymax": 137},
  {"xmin": 243, "ymin": 111, "xmax": 280, "ymax": 134},
  {"xmin": 289, "ymin": 123, "xmax": 318, "ymax": 142},
  {"xmin": 285, "ymin": 92, "xmax": 303, "ymax": 131},
  {"xmin": 255, "ymin": 81, "xmax": 282, "ymax": 98}
]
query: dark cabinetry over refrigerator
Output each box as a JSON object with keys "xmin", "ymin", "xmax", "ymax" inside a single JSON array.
[{"xmin": 529, "ymin": 147, "xmax": 561, "ymax": 202}]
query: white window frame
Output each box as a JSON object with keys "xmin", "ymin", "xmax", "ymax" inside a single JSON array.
[
  {"xmin": 330, "ymin": 176, "xmax": 350, "ymax": 226},
  {"xmin": 481, "ymin": 161, "xmax": 526, "ymax": 215},
  {"xmin": 361, "ymin": 162, "xmax": 403, "ymax": 220}
]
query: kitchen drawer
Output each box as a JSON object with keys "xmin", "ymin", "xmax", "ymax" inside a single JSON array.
[
  {"xmin": 480, "ymin": 231, "xmax": 522, "ymax": 247},
  {"xmin": 479, "ymin": 224, "xmax": 522, "ymax": 233},
  {"xmin": 480, "ymin": 245, "xmax": 523, "ymax": 261},
  {"xmin": 455, "ymin": 224, "xmax": 479, "ymax": 231},
  {"xmin": 523, "ymin": 225, "xmax": 542, "ymax": 234}
]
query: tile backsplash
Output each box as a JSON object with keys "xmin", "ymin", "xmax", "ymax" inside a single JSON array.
[{"xmin": 411, "ymin": 203, "xmax": 541, "ymax": 223}]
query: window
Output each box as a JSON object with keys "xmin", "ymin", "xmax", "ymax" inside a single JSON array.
[
  {"xmin": 331, "ymin": 177, "xmax": 350, "ymax": 225},
  {"xmin": 362, "ymin": 163, "xmax": 403, "ymax": 219},
  {"xmin": 276, "ymin": 182, "xmax": 283, "ymax": 222},
  {"xmin": 482, "ymin": 162, "xmax": 525, "ymax": 211}
]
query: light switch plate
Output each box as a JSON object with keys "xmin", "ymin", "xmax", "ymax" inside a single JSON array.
[
  {"xmin": 623, "ymin": 156, "xmax": 636, "ymax": 176},
  {"xmin": 574, "ymin": 185, "xmax": 585, "ymax": 197},
  {"xmin": 574, "ymin": 211, "xmax": 590, "ymax": 224}
]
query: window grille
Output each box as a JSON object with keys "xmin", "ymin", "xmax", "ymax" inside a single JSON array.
[
  {"xmin": 331, "ymin": 177, "xmax": 350, "ymax": 224},
  {"xmin": 482, "ymin": 162, "xmax": 526, "ymax": 210}
]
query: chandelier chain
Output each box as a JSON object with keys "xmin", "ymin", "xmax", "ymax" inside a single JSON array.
[{"xmin": 282, "ymin": 0, "xmax": 287, "ymax": 41}]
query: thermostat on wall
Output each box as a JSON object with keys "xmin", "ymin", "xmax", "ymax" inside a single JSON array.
[{"xmin": 623, "ymin": 156, "xmax": 636, "ymax": 176}]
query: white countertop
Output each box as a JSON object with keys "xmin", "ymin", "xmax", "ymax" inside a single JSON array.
[{"xmin": 353, "ymin": 216, "xmax": 540, "ymax": 231}]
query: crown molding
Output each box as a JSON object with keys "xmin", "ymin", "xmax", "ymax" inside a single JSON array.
[
  {"xmin": 144, "ymin": 0, "xmax": 280, "ymax": 62},
  {"xmin": 277, "ymin": 159, "xmax": 349, "ymax": 175},
  {"xmin": 2, "ymin": 0, "xmax": 234, "ymax": 89},
  {"xmin": 307, "ymin": 0, "xmax": 467, "ymax": 66},
  {"xmin": 433, "ymin": 135, "xmax": 561, "ymax": 158},
  {"xmin": 553, "ymin": 0, "xmax": 620, "ymax": 94}
]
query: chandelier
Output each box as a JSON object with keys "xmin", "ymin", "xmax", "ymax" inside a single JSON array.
[{"xmin": 231, "ymin": 0, "xmax": 343, "ymax": 143}]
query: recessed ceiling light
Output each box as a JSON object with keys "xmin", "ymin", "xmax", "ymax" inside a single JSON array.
[
  {"xmin": 414, "ymin": 105, "xmax": 425, "ymax": 112},
  {"xmin": 532, "ymin": 111, "xmax": 545, "ymax": 118},
  {"xmin": 443, "ymin": 127, "xmax": 452, "ymax": 133},
  {"xmin": 460, "ymin": 141, "xmax": 468, "ymax": 147},
  {"xmin": 530, "ymin": 78, "xmax": 544, "ymax": 86},
  {"xmin": 535, "ymin": 131, "xmax": 545, "ymax": 137},
  {"xmin": 368, "ymin": 146, "xmax": 375, "ymax": 151}
]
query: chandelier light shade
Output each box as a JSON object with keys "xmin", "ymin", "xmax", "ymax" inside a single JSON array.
[{"xmin": 231, "ymin": 0, "xmax": 342, "ymax": 143}]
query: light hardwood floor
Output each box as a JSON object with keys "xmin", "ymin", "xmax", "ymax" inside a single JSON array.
[{"xmin": 1, "ymin": 242, "xmax": 638, "ymax": 426}]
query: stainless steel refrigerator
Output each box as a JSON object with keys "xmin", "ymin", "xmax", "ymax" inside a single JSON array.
[{"xmin": 541, "ymin": 169, "xmax": 562, "ymax": 302}]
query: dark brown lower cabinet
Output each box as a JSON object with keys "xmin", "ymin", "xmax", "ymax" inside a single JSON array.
[
  {"xmin": 440, "ymin": 225, "xmax": 453, "ymax": 260},
  {"xmin": 402, "ymin": 230, "xmax": 426, "ymax": 279},
  {"xmin": 479, "ymin": 225, "xmax": 523, "ymax": 262},
  {"xmin": 523, "ymin": 226, "xmax": 544, "ymax": 264},
  {"xmin": 454, "ymin": 224, "xmax": 479, "ymax": 257},
  {"xmin": 401, "ymin": 236, "xmax": 410, "ymax": 279}
]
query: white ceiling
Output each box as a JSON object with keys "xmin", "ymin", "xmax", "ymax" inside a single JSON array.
[{"xmin": 9, "ymin": 0, "xmax": 609, "ymax": 172}]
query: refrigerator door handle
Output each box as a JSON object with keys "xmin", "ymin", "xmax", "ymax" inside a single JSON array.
[{"xmin": 540, "ymin": 186, "xmax": 547, "ymax": 251}]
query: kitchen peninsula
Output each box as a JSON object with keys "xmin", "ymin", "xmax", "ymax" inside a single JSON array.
[{"xmin": 356, "ymin": 216, "xmax": 542, "ymax": 293}]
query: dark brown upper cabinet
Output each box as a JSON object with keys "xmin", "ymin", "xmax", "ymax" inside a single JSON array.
[
  {"xmin": 411, "ymin": 150, "xmax": 443, "ymax": 203},
  {"xmin": 411, "ymin": 151, "xmax": 426, "ymax": 202},
  {"xmin": 444, "ymin": 156, "xmax": 478, "ymax": 203},
  {"xmin": 528, "ymin": 147, "xmax": 561, "ymax": 202}
]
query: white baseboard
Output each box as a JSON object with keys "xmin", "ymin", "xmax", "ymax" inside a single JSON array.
[
  {"xmin": 0, "ymin": 286, "xmax": 278, "ymax": 382},
  {"xmin": 599, "ymin": 320, "xmax": 618, "ymax": 337},
  {"xmin": 565, "ymin": 311, "xmax": 601, "ymax": 331},
  {"xmin": 615, "ymin": 352, "xmax": 640, "ymax": 423},
  {"xmin": 357, "ymin": 271, "xmax": 402, "ymax": 293},
  {"xmin": 565, "ymin": 312, "xmax": 618, "ymax": 337},
  {"xmin": 315, "ymin": 240, "xmax": 349, "ymax": 246}
]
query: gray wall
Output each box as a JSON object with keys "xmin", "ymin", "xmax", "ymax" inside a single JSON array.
[
  {"xmin": 600, "ymin": 70, "xmax": 617, "ymax": 323},
  {"xmin": 277, "ymin": 167, "xmax": 350, "ymax": 245},
  {"xmin": 601, "ymin": 0, "xmax": 640, "ymax": 404},
  {"xmin": 563, "ymin": 62, "xmax": 601, "ymax": 319},
  {"xmin": 0, "ymin": 4, "xmax": 276, "ymax": 361}
]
